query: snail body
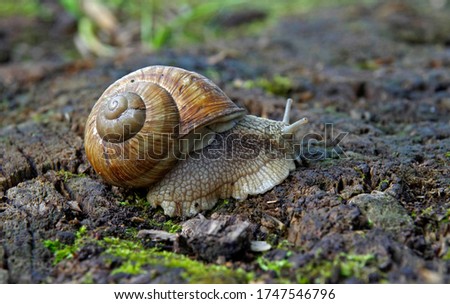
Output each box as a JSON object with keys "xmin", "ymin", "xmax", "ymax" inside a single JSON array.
[{"xmin": 85, "ymin": 66, "xmax": 307, "ymax": 217}]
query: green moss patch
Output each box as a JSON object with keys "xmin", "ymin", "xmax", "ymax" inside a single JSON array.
[
  {"xmin": 239, "ymin": 75, "xmax": 294, "ymax": 96},
  {"xmin": 44, "ymin": 230, "xmax": 253, "ymax": 283},
  {"xmin": 43, "ymin": 226, "xmax": 87, "ymax": 264},
  {"xmin": 56, "ymin": 170, "xmax": 86, "ymax": 182},
  {"xmin": 295, "ymin": 253, "xmax": 377, "ymax": 283},
  {"xmin": 102, "ymin": 237, "xmax": 253, "ymax": 283}
]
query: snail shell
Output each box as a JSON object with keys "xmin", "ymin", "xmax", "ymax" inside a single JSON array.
[
  {"xmin": 85, "ymin": 65, "xmax": 308, "ymax": 217},
  {"xmin": 84, "ymin": 66, "xmax": 245, "ymax": 188}
]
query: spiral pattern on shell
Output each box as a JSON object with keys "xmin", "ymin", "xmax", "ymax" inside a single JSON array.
[{"xmin": 84, "ymin": 66, "xmax": 245, "ymax": 188}]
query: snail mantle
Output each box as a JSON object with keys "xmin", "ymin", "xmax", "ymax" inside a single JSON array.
[{"xmin": 84, "ymin": 65, "xmax": 307, "ymax": 217}]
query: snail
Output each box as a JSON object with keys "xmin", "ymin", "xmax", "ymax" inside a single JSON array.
[{"xmin": 84, "ymin": 65, "xmax": 307, "ymax": 217}]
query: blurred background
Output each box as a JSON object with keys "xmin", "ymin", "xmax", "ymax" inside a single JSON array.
[{"xmin": 1, "ymin": 0, "xmax": 449, "ymax": 63}]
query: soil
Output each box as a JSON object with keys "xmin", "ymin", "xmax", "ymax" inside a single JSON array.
[{"xmin": 0, "ymin": 2, "xmax": 449, "ymax": 283}]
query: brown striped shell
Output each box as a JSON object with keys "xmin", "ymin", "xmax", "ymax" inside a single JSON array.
[{"xmin": 84, "ymin": 66, "xmax": 245, "ymax": 188}]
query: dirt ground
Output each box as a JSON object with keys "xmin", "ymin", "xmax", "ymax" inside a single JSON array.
[{"xmin": 0, "ymin": 2, "xmax": 449, "ymax": 283}]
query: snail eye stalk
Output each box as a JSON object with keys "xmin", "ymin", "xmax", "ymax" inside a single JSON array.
[{"xmin": 281, "ymin": 98, "xmax": 308, "ymax": 135}]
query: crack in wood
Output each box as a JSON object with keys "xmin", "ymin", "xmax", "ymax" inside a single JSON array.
[{"xmin": 0, "ymin": 121, "xmax": 85, "ymax": 194}]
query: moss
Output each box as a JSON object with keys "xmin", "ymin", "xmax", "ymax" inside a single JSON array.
[
  {"xmin": 45, "ymin": 227, "xmax": 253, "ymax": 283},
  {"xmin": 295, "ymin": 253, "xmax": 377, "ymax": 283},
  {"xmin": 276, "ymin": 240, "xmax": 295, "ymax": 250},
  {"xmin": 377, "ymin": 179, "xmax": 390, "ymax": 190},
  {"xmin": 43, "ymin": 239, "xmax": 74, "ymax": 264},
  {"xmin": 239, "ymin": 75, "xmax": 294, "ymax": 96},
  {"xmin": 31, "ymin": 111, "xmax": 59, "ymax": 123},
  {"xmin": 442, "ymin": 209, "xmax": 450, "ymax": 224},
  {"xmin": 443, "ymin": 249, "xmax": 450, "ymax": 261},
  {"xmin": 102, "ymin": 237, "xmax": 253, "ymax": 283},
  {"xmin": 353, "ymin": 166, "xmax": 366, "ymax": 179},
  {"xmin": 0, "ymin": 0, "xmax": 41, "ymax": 17},
  {"xmin": 257, "ymin": 256, "xmax": 292, "ymax": 279},
  {"xmin": 145, "ymin": 218, "xmax": 182, "ymax": 233},
  {"xmin": 264, "ymin": 234, "xmax": 279, "ymax": 247},
  {"xmin": 162, "ymin": 220, "xmax": 182, "ymax": 233},
  {"xmin": 81, "ymin": 272, "xmax": 94, "ymax": 284},
  {"xmin": 421, "ymin": 206, "xmax": 434, "ymax": 217},
  {"xmin": 44, "ymin": 226, "xmax": 380, "ymax": 283},
  {"xmin": 205, "ymin": 198, "xmax": 232, "ymax": 215},
  {"xmin": 119, "ymin": 193, "xmax": 151, "ymax": 208},
  {"xmin": 56, "ymin": 170, "xmax": 86, "ymax": 182},
  {"xmin": 43, "ymin": 226, "xmax": 87, "ymax": 264},
  {"xmin": 124, "ymin": 227, "xmax": 139, "ymax": 239},
  {"xmin": 0, "ymin": 99, "xmax": 9, "ymax": 112},
  {"xmin": 356, "ymin": 59, "xmax": 379, "ymax": 71}
]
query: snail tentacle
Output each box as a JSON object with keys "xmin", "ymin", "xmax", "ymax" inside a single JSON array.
[
  {"xmin": 281, "ymin": 98, "xmax": 308, "ymax": 135},
  {"xmin": 282, "ymin": 98, "xmax": 293, "ymax": 124}
]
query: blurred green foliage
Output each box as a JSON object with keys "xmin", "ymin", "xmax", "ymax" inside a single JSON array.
[
  {"xmin": 239, "ymin": 75, "xmax": 294, "ymax": 96},
  {"xmin": 0, "ymin": 0, "xmax": 41, "ymax": 16},
  {"xmin": 0, "ymin": 0, "xmax": 378, "ymax": 55}
]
